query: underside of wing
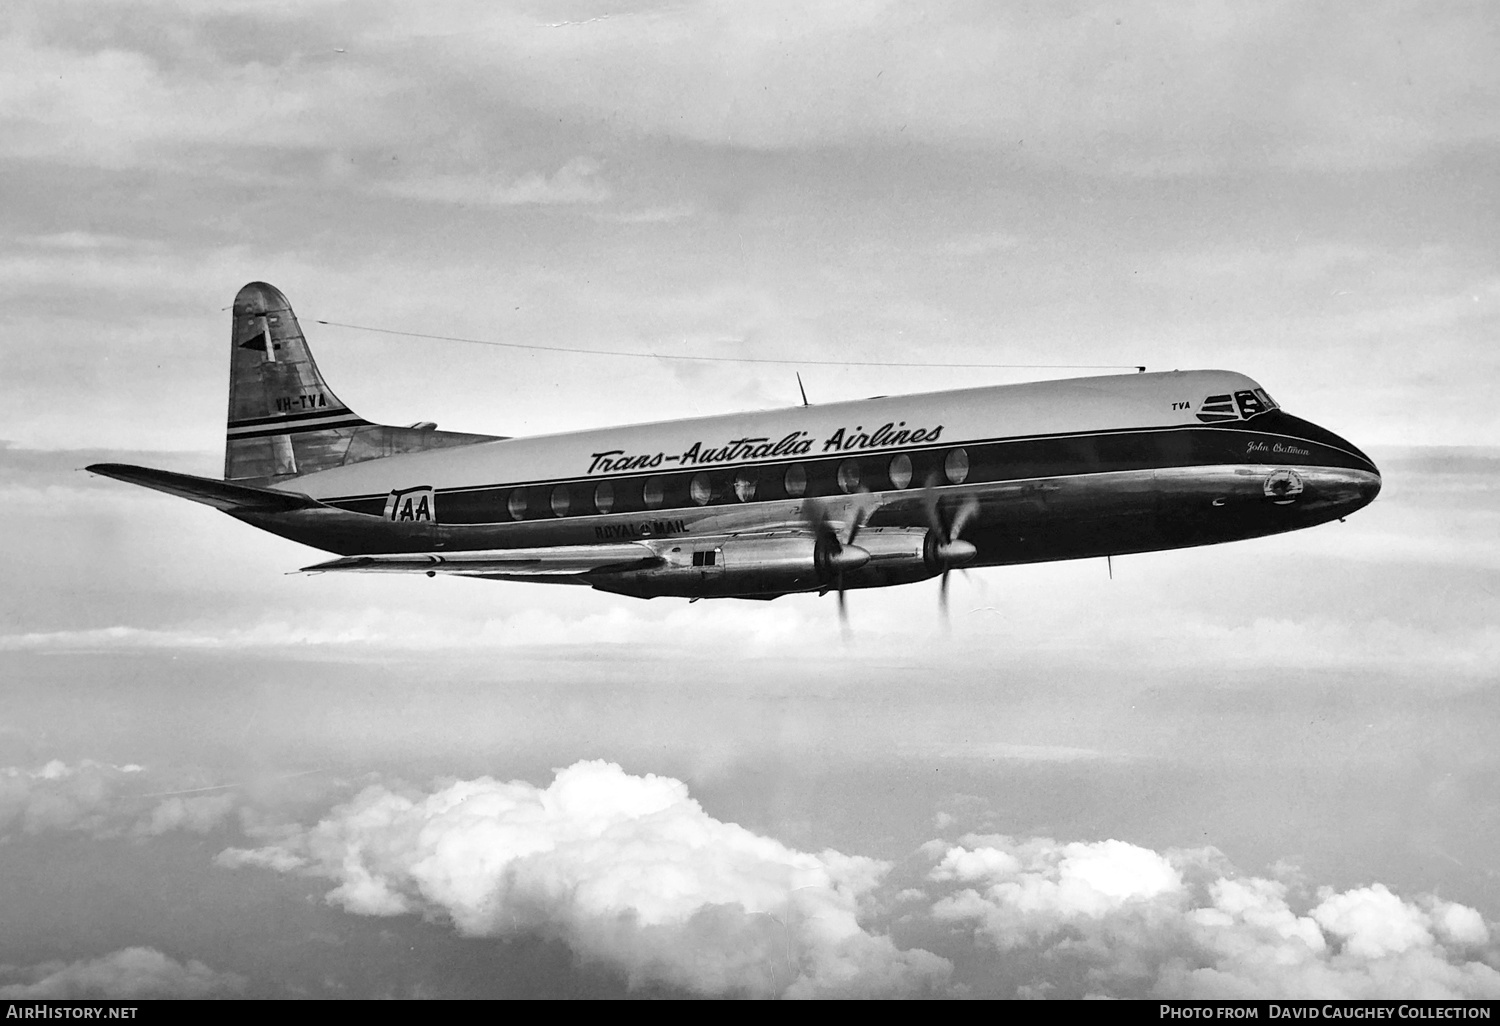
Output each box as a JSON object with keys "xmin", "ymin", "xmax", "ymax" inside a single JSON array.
[{"xmin": 300, "ymin": 543, "xmax": 662, "ymax": 577}]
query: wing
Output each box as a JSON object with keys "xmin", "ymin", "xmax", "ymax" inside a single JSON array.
[
  {"xmin": 301, "ymin": 543, "xmax": 661, "ymax": 577},
  {"xmin": 87, "ymin": 463, "xmax": 323, "ymax": 513}
]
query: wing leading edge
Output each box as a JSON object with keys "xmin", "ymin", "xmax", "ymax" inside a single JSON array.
[
  {"xmin": 300, "ymin": 543, "xmax": 662, "ymax": 577},
  {"xmin": 86, "ymin": 463, "xmax": 324, "ymax": 513}
]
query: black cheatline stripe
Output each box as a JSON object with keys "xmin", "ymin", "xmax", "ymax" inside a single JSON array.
[
  {"xmin": 316, "ymin": 422, "xmax": 1376, "ymax": 514},
  {"xmin": 325, "ymin": 423, "xmax": 1168, "ymax": 502},
  {"xmin": 227, "ymin": 416, "xmax": 366, "ymax": 435},
  {"xmin": 227, "ymin": 418, "xmax": 369, "ymax": 441},
  {"xmin": 424, "ymin": 420, "xmax": 1373, "ymax": 495},
  {"xmin": 228, "ymin": 407, "xmax": 354, "ymax": 429}
]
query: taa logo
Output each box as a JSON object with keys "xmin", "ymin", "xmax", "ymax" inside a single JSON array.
[
  {"xmin": 1263, "ymin": 469, "xmax": 1304, "ymax": 505},
  {"xmin": 384, "ymin": 486, "xmax": 436, "ymax": 522}
]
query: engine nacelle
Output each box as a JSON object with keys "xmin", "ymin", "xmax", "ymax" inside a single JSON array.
[
  {"xmin": 589, "ymin": 527, "xmax": 940, "ymax": 599},
  {"xmin": 841, "ymin": 527, "xmax": 947, "ymax": 590}
]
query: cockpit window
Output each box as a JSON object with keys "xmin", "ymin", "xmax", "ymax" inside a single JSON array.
[
  {"xmin": 1198, "ymin": 388, "xmax": 1280, "ymax": 424},
  {"xmin": 1197, "ymin": 394, "xmax": 1238, "ymax": 423},
  {"xmin": 1234, "ymin": 390, "xmax": 1269, "ymax": 418}
]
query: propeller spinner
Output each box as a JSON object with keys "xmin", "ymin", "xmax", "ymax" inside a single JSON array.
[
  {"xmin": 923, "ymin": 475, "xmax": 980, "ymax": 620},
  {"xmin": 803, "ymin": 496, "xmax": 874, "ymax": 629}
]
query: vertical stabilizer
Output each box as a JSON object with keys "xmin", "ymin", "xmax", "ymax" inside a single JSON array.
[
  {"xmin": 224, "ymin": 282, "xmax": 498, "ymax": 482},
  {"xmin": 226, "ymin": 282, "xmax": 365, "ymax": 480}
]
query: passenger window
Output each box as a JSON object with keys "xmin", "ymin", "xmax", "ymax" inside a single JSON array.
[
  {"xmin": 594, "ymin": 480, "xmax": 615, "ymax": 514},
  {"xmin": 550, "ymin": 485, "xmax": 570, "ymax": 517},
  {"xmin": 507, "ymin": 490, "xmax": 527, "ymax": 521},
  {"xmin": 643, "ymin": 477, "xmax": 665, "ymax": 509},
  {"xmin": 888, "ymin": 453, "xmax": 913, "ymax": 490},
  {"xmin": 689, "ymin": 472, "xmax": 713, "ymax": 505},
  {"xmin": 837, "ymin": 458, "xmax": 862, "ymax": 494},
  {"xmin": 944, "ymin": 448, "xmax": 969, "ymax": 485},
  {"xmin": 784, "ymin": 464, "xmax": 807, "ymax": 498},
  {"xmin": 733, "ymin": 469, "xmax": 757, "ymax": 502}
]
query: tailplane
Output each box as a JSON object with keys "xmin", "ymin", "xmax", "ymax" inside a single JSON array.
[
  {"xmin": 226, "ymin": 282, "xmax": 498, "ymax": 482},
  {"xmin": 87, "ymin": 463, "xmax": 324, "ymax": 513}
]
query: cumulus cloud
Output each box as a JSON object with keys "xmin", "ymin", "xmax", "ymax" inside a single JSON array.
[
  {"xmin": 216, "ymin": 759, "xmax": 950, "ymax": 997},
  {"xmin": 0, "ymin": 947, "xmax": 246, "ymax": 999},
  {"xmin": 0, "ymin": 760, "xmax": 146, "ymax": 838},
  {"xmin": 924, "ymin": 834, "xmax": 1500, "ymax": 999},
  {"xmin": 0, "ymin": 759, "xmax": 284, "ymax": 840}
]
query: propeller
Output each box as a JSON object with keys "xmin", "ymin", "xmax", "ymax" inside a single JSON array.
[
  {"xmin": 922, "ymin": 473, "xmax": 980, "ymax": 622},
  {"xmin": 804, "ymin": 495, "xmax": 874, "ymax": 631}
]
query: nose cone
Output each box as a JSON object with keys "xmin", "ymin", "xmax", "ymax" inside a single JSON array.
[
  {"xmin": 1308, "ymin": 421, "xmax": 1380, "ymax": 514},
  {"xmin": 1268, "ymin": 411, "xmax": 1380, "ymax": 517},
  {"xmin": 1357, "ymin": 460, "xmax": 1382, "ymax": 508}
]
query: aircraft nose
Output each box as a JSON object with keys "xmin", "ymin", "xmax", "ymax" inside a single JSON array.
[
  {"xmin": 1359, "ymin": 461, "xmax": 1382, "ymax": 506},
  {"xmin": 1330, "ymin": 463, "xmax": 1382, "ymax": 519},
  {"xmin": 1315, "ymin": 429, "xmax": 1379, "ymax": 515}
]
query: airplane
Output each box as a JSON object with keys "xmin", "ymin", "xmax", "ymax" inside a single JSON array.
[{"xmin": 89, "ymin": 281, "xmax": 1381, "ymax": 619}]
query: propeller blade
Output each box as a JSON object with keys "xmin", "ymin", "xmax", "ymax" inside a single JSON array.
[
  {"xmin": 921, "ymin": 472, "xmax": 946, "ymax": 538},
  {"xmin": 950, "ymin": 494, "xmax": 980, "ymax": 540},
  {"xmin": 805, "ymin": 495, "xmax": 875, "ymax": 634},
  {"xmin": 803, "ymin": 499, "xmax": 837, "ymax": 550},
  {"xmin": 922, "ymin": 474, "xmax": 978, "ymax": 628},
  {"xmin": 847, "ymin": 505, "xmax": 870, "ymax": 548}
]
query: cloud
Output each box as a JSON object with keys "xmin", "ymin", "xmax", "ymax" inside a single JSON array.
[
  {"xmin": 0, "ymin": 19, "xmax": 388, "ymax": 172},
  {"xmin": 6, "ymin": 2, "xmax": 1496, "ymax": 185},
  {"xmin": 920, "ymin": 742, "xmax": 1110, "ymax": 763},
  {"xmin": 137, "ymin": 792, "xmax": 240, "ymax": 837},
  {"xmin": 379, "ymin": 157, "xmax": 613, "ymax": 208},
  {"xmin": 923, "ymin": 834, "xmax": 1500, "ymax": 999},
  {"xmin": 0, "ymin": 601, "xmax": 816, "ymax": 656},
  {"xmin": 0, "ymin": 759, "xmax": 310, "ymax": 840},
  {"xmin": 0, "ymin": 947, "xmax": 246, "ymax": 999},
  {"xmin": 0, "ymin": 760, "xmax": 146, "ymax": 838},
  {"xmin": 390, "ymin": 1, "xmax": 1500, "ymax": 172},
  {"xmin": 594, "ymin": 202, "xmax": 699, "ymax": 224},
  {"xmin": 216, "ymin": 759, "xmax": 951, "ymax": 997}
]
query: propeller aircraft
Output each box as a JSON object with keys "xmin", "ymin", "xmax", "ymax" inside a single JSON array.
[{"xmin": 89, "ymin": 282, "xmax": 1382, "ymax": 623}]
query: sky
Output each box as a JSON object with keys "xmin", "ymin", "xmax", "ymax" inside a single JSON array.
[{"xmin": 1, "ymin": 0, "xmax": 1499, "ymax": 1001}]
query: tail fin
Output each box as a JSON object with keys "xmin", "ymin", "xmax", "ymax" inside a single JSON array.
[{"xmin": 225, "ymin": 282, "xmax": 498, "ymax": 482}]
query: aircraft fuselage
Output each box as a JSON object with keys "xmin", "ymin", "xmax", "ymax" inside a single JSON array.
[{"xmin": 241, "ymin": 369, "xmax": 1380, "ymax": 600}]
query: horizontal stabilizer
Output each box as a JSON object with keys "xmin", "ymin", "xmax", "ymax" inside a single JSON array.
[
  {"xmin": 86, "ymin": 463, "xmax": 324, "ymax": 513},
  {"xmin": 301, "ymin": 543, "xmax": 661, "ymax": 577}
]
